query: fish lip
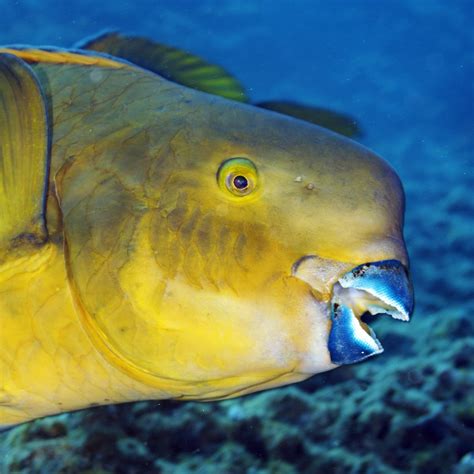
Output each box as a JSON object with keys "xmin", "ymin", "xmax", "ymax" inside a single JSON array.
[
  {"xmin": 328, "ymin": 259, "xmax": 414, "ymax": 365},
  {"xmin": 291, "ymin": 254, "xmax": 354, "ymax": 301}
]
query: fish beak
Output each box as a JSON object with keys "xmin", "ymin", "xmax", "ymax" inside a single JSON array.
[{"xmin": 328, "ymin": 260, "xmax": 414, "ymax": 365}]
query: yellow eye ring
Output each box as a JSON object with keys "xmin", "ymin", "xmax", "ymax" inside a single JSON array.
[{"xmin": 217, "ymin": 157, "xmax": 259, "ymax": 198}]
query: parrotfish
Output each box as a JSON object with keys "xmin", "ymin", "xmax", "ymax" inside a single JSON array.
[{"xmin": 0, "ymin": 33, "xmax": 413, "ymax": 426}]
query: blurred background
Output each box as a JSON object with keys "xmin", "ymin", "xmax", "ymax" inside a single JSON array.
[{"xmin": 0, "ymin": 1, "xmax": 473, "ymax": 473}]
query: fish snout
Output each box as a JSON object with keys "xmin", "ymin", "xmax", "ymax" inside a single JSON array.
[
  {"xmin": 328, "ymin": 259, "xmax": 414, "ymax": 365},
  {"xmin": 292, "ymin": 257, "xmax": 414, "ymax": 366}
]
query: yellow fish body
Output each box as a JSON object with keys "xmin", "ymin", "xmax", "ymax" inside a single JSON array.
[{"xmin": 0, "ymin": 35, "xmax": 413, "ymax": 426}]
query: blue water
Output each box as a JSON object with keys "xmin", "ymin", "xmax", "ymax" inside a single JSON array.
[{"xmin": 1, "ymin": 1, "xmax": 473, "ymax": 473}]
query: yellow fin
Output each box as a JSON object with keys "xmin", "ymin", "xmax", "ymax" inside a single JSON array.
[
  {"xmin": 79, "ymin": 32, "xmax": 249, "ymax": 102},
  {"xmin": 256, "ymin": 101, "xmax": 362, "ymax": 138},
  {"xmin": 0, "ymin": 53, "xmax": 50, "ymax": 247},
  {"xmin": 0, "ymin": 47, "xmax": 127, "ymax": 69}
]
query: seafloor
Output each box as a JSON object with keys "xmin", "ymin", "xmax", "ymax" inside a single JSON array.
[{"xmin": 0, "ymin": 1, "xmax": 473, "ymax": 473}]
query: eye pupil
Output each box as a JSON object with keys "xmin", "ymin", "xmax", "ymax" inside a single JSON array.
[{"xmin": 233, "ymin": 175, "xmax": 248, "ymax": 190}]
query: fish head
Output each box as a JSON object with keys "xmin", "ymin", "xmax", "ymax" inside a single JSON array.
[
  {"xmin": 59, "ymin": 85, "xmax": 414, "ymax": 399},
  {"xmin": 148, "ymin": 93, "xmax": 414, "ymax": 389}
]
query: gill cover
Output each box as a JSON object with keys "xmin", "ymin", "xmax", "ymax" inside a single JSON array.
[{"xmin": 51, "ymin": 62, "xmax": 178, "ymax": 387}]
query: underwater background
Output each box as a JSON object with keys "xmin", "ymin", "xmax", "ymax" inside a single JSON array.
[{"xmin": 0, "ymin": 0, "xmax": 473, "ymax": 473}]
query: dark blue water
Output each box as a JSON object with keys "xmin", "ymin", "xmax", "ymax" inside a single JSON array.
[{"xmin": 1, "ymin": 1, "xmax": 473, "ymax": 473}]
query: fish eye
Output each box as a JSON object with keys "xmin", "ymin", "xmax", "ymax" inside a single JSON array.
[
  {"xmin": 217, "ymin": 157, "xmax": 258, "ymax": 197},
  {"xmin": 232, "ymin": 175, "xmax": 249, "ymax": 190}
]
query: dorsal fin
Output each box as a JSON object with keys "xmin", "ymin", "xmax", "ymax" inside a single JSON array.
[
  {"xmin": 0, "ymin": 46, "xmax": 128, "ymax": 69},
  {"xmin": 78, "ymin": 33, "xmax": 362, "ymax": 138},
  {"xmin": 78, "ymin": 32, "xmax": 249, "ymax": 102},
  {"xmin": 0, "ymin": 53, "xmax": 50, "ymax": 248}
]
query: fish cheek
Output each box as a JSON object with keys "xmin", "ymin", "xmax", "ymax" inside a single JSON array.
[
  {"xmin": 146, "ymin": 209, "xmax": 315, "ymax": 385},
  {"xmin": 145, "ymin": 191, "xmax": 308, "ymax": 369}
]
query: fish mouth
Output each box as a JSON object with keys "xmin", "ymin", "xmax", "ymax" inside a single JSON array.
[{"xmin": 293, "ymin": 258, "xmax": 414, "ymax": 365}]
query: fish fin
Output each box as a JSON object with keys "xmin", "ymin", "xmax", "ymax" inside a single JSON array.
[
  {"xmin": 0, "ymin": 46, "xmax": 128, "ymax": 69},
  {"xmin": 255, "ymin": 101, "xmax": 362, "ymax": 138},
  {"xmin": 0, "ymin": 54, "xmax": 50, "ymax": 248},
  {"xmin": 78, "ymin": 32, "xmax": 249, "ymax": 102}
]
